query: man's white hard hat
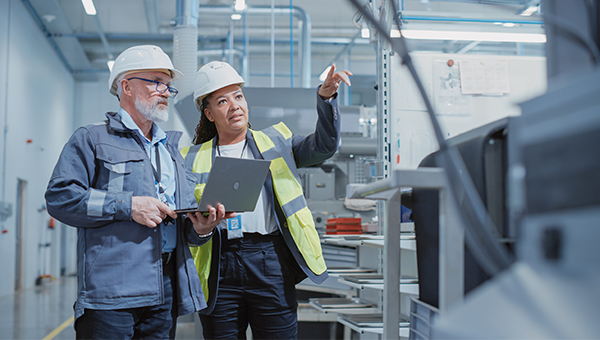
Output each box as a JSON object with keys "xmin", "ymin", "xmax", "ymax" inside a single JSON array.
[
  {"xmin": 193, "ymin": 61, "xmax": 245, "ymax": 111},
  {"xmin": 108, "ymin": 45, "xmax": 183, "ymax": 96}
]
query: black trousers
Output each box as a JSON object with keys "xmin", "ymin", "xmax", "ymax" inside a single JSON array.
[{"xmin": 200, "ymin": 232, "xmax": 298, "ymax": 339}]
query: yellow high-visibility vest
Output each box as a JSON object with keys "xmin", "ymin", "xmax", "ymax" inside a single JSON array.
[
  {"xmin": 181, "ymin": 122, "xmax": 327, "ymax": 302},
  {"xmin": 180, "ymin": 141, "xmax": 213, "ymax": 302}
]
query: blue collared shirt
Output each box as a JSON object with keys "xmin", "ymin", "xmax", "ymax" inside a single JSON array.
[{"xmin": 119, "ymin": 108, "xmax": 177, "ymax": 253}]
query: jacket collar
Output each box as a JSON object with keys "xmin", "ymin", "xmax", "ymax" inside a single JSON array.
[
  {"xmin": 106, "ymin": 111, "xmax": 129, "ymax": 134},
  {"xmin": 105, "ymin": 111, "xmax": 182, "ymax": 150}
]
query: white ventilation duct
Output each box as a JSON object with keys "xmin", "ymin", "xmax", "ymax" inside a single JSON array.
[{"xmin": 173, "ymin": 0, "xmax": 198, "ymax": 102}]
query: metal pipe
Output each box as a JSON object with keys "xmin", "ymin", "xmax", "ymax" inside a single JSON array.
[
  {"xmin": 289, "ymin": 0, "xmax": 294, "ymax": 87},
  {"xmin": 93, "ymin": 15, "xmax": 113, "ymax": 59},
  {"xmin": 1, "ymin": 0, "xmax": 11, "ymax": 225},
  {"xmin": 402, "ymin": 15, "xmax": 543, "ymax": 25},
  {"xmin": 21, "ymin": 0, "xmax": 72, "ymax": 72},
  {"xmin": 456, "ymin": 41, "xmax": 481, "ymax": 54},
  {"xmin": 176, "ymin": 0, "xmax": 199, "ymax": 26},
  {"xmin": 197, "ymin": 49, "xmax": 244, "ymax": 58},
  {"xmin": 243, "ymin": 12, "xmax": 249, "ymax": 84},
  {"xmin": 198, "ymin": 5, "xmax": 312, "ymax": 88},
  {"xmin": 343, "ymin": 52, "xmax": 350, "ymax": 105},
  {"xmin": 271, "ymin": 0, "xmax": 275, "ymax": 87},
  {"xmin": 228, "ymin": 19, "xmax": 234, "ymax": 65},
  {"xmin": 143, "ymin": 0, "xmax": 160, "ymax": 34}
]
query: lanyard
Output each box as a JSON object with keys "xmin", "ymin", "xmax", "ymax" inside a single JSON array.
[
  {"xmin": 216, "ymin": 138, "xmax": 248, "ymax": 158},
  {"xmin": 151, "ymin": 143, "xmax": 165, "ymax": 194}
]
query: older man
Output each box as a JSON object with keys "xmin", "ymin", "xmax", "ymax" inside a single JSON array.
[{"xmin": 45, "ymin": 45, "xmax": 230, "ymax": 339}]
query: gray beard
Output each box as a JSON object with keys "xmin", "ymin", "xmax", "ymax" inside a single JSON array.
[{"xmin": 135, "ymin": 97, "xmax": 169, "ymax": 122}]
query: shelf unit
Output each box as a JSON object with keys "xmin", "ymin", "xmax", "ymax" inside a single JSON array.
[
  {"xmin": 337, "ymin": 317, "xmax": 411, "ymax": 338},
  {"xmin": 321, "ymin": 234, "xmax": 416, "ymax": 251},
  {"xmin": 337, "ymin": 278, "xmax": 419, "ymax": 295},
  {"xmin": 308, "ymin": 300, "xmax": 380, "ymax": 315},
  {"xmin": 311, "ymin": 225, "xmax": 418, "ymax": 338},
  {"xmin": 344, "ymin": 168, "xmax": 465, "ymax": 339}
]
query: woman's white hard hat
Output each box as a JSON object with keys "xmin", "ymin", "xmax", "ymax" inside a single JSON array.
[
  {"xmin": 108, "ymin": 45, "xmax": 183, "ymax": 96},
  {"xmin": 193, "ymin": 61, "xmax": 245, "ymax": 111}
]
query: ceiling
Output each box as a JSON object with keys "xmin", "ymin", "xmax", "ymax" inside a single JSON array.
[{"xmin": 23, "ymin": 0, "xmax": 544, "ymax": 81}]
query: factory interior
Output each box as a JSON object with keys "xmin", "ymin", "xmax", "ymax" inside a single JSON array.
[{"xmin": 0, "ymin": 0, "xmax": 599, "ymax": 339}]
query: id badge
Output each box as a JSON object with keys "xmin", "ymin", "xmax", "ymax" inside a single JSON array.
[{"xmin": 227, "ymin": 215, "xmax": 243, "ymax": 239}]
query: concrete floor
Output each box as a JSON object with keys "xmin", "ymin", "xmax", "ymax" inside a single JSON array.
[
  {"xmin": 0, "ymin": 275, "xmax": 348, "ymax": 340},
  {"xmin": 0, "ymin": 275, "xmax": 202, "ymax": 340}
]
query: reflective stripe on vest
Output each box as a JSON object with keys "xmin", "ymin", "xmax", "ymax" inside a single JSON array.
[
  {"xmin": 251, "ymin": 122, "xmax": 327, "ymax": 275},
  {"xmin": 181, "ymin": 142, "xmax": 214, "ymax": 302}
]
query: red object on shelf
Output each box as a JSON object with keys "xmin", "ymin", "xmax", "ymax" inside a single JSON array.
[
  {"xmin": 325, "ymin": 230, "xmax": 363, "ymax": 235},
  {"xmin": 326, "ymin": 218, "xmax": 361, "ymax": 224},
  {"xmin": 325, "ymin": 217, "xmax": 362, "ymax": 235}
]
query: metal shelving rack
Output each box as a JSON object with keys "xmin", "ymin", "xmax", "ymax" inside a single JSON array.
[{"xmin": 348, "ymin": 167, "xmax": 465, "ymax": 340}]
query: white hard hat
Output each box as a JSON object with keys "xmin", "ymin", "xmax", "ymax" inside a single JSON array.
[
  {"xmin": 194, "ymin": 61, "xmax": 245, "ymax": 111},
  {"xmin": 108, "ymin": 45, "xmax": 183, "ymax": 96}
]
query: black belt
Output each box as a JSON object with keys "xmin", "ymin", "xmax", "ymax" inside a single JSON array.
[{"xmin": 162, "ymin": 252, "xmax": 173, "ymax": 265}]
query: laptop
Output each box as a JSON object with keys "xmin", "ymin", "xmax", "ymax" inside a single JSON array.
[{"xmin": 176, "ymin": 156, "xmax": 271, "ymax": 213}]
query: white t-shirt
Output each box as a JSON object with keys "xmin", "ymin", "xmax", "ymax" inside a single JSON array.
[{"xmin": 216, "ymin": 139, "xmax": 277, "ymax": 235}]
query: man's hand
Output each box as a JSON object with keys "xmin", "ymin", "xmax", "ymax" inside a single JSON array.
[
  {"xmin": 132, "ymin": 196, "xmax": 177, "ymax": 228},
  {"xmin": 318, "ymin": 63, "xmax": 353, "ymax": 100},
  {"xmin": 187, "ymin": 204, "xmax": 236, "ymax": 236}
]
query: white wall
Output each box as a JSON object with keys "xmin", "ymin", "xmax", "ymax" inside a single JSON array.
[
  {"xmin": 0, "ymin": 0, "xmax": 77, "ymax": 297},
  {"xmin": 389, "ymin": 52, "xmax": 547, "ymax": 169}
]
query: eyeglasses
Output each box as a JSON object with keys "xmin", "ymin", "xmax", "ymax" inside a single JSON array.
[{"xmin": 126, "ymin": 77, "xmax": 179, "ymax": 99}]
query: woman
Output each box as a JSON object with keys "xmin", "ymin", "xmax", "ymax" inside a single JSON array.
[{"xmin": 182, "ymin": 61, "xmax": 351, "ymax": 339}]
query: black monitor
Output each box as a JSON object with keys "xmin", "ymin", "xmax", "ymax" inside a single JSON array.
[{"xmin": 411, "ymin": 117, "xmax": 512, "ymax": 308}]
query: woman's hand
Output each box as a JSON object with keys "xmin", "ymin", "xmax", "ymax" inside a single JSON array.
[
  {"xmin": 187, "ymin": 204, "xmax": 237, "ymax": 236},
  {"xmin": 318, "ymin": 63, "xmax": 353, "ymax": 100}
]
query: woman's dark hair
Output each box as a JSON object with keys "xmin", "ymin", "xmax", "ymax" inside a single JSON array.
[
  {"xmin": 192, "ymin": 87, "xmax": 251, "ymax": 145},
  {"xmin": 192, "ymin": 95, "xmax": 217, "ymax": 145}
]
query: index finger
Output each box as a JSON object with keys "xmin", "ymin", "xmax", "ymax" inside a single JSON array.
[
  {"xmin": 158, "ymin": 202, "xmax": 177, "ymax": 219},
  {"xmin": 325, "ymin": 63, "xmax": 336, "ymax": 81}
]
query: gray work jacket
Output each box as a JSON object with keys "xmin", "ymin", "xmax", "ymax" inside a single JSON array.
[{"xmin": 45, "ymin": 111, "xmax": 208, "ymax": 321}]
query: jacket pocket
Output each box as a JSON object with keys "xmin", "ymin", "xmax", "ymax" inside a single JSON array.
[
  {"xmin": 96, "ymin": 145, "xmax": 146, "ymax": 193},
  {"xmin": 85, "ymin": 222, "xmax": 159, "ymax": 300}
]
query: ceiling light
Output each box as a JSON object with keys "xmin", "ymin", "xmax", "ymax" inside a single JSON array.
[
  {"xmin": 395, "ymin": 29, "xmax": 546, "ymax": 43},
  {"xmin": 234, "ymin": 0, "xmax": 246, "ymax": 11},
  {"xmin": 502, "ymin": 23, "xmax": 517, "ymax": 27},
  {"xmin": 81, "ymin": 0, "xmax": 96, "ymax": 16},
  {"xmin": 231, "ymin": 13, "xmax": 242, "ymax": 20},
  {"xmin": 319, "ymin": 66, "xmax": 332, "ymax": 82},
  {"xmin": 42, "ymin": 14, "xmax": 56, "ymax": 23},
  {"xmin": 107, "ymin": 60, "xmax": 114, "ymax": 71}
]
